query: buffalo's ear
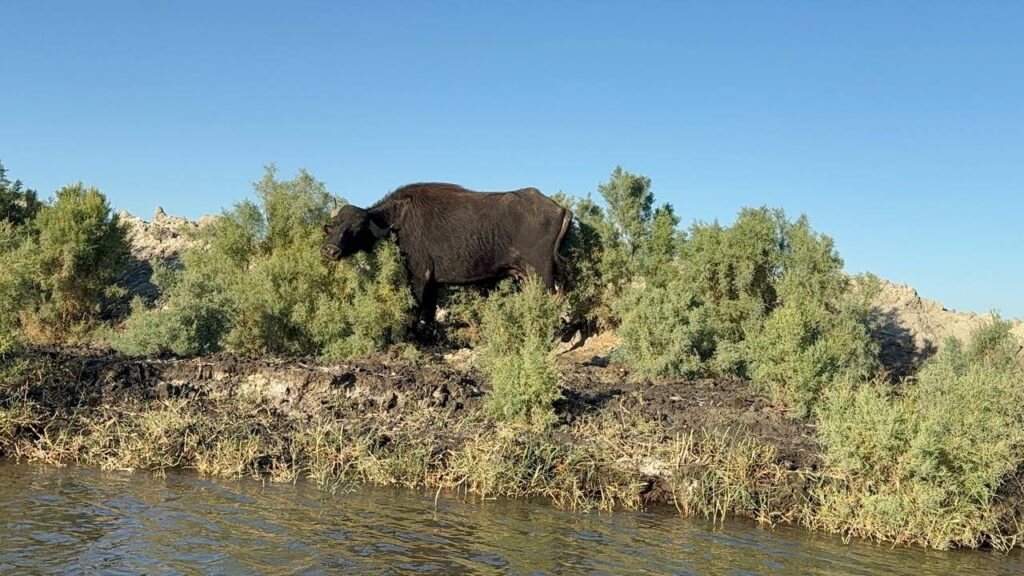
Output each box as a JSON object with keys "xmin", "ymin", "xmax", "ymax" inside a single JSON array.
[
  {"xmin": 368, "ymin": 219, "xmax": 391, "ymax": 239},
  {"xmin": 323, "ymin": 224, "xmax": 331, "ymax": 234}
]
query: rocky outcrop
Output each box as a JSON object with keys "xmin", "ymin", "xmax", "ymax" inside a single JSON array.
[
  {"xmin": 119, "ymin": 207, "xmax": 213, "ymax": 263},
  {"xmin": 113, "ymin": 208, "xmax": 213, "ymax": 310},
  {"xmin": 868, "ymin": 279, "xmax": 1024, "ymax": 375}
]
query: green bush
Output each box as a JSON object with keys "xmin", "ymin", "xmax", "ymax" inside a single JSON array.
[
  {"xmin": 0, "ymin": 222, "xmax": 33, "ymax": 355},
  {"xmin": 307, "ymin": 238, "xmax": 414, "ymax": 361},
  {"xmin": 613, "ymin": 278, "xmax": 715, "ymax": 379},
  {"xmin": 0, "ymin": 162, "xmax": 42, "ymax": 227},
  {"xmin": 550, "ymin": 169, "xmax": 681, "ymax": 330},
  {"xmin": 477, "ymin": 278, "xmax": 563, "ymax": 428},
  {"xmin": 615, "ymin": 208, "xmax": 790, "ymax": 380},
  {"xmin": 112, "ymin": 166, "xmax": 413, "ymax": 360},
  {"xmin": 816, "ymin": 320, "xmax": 1024, "ymax": 549},
  {"xmin": 2, "ymin": 184, "xmax": 129, "ymax": 343},
  {"xmin": 550, "ymin": 193, "xmax": 609, "ymax": 330},
  {"xmin": 746, "ymin": 217, "xmax": 877, "ymax": 416},
  {"xmin": 746, "ymin": 300, "xmax": 877, "ymax": 417},
  {"xmin": 614, "ymin": 208, "xmax": 877, "ymax": 415},
  {"xmin": 2, "ymin": 171, "xmax": 127, "ymax": 351},
  {"xmin": 110, "ymin": 265, "xmax": 231, "ymax": 357},
  {"xmin": 431, "ymin": 285, "xmax": 491, "ymax": 347}
]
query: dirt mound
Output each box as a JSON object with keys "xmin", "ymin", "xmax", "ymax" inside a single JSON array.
[
  {"xmin": 26, "ymin": 346, "xmax": 818, "ymax": 473},
  {"xmin": 557, "ymin": 358, "xmax": 819, "ymax": 471},
  {"xmin": 35, "ymin": 349, "xmax": 482, "ymax": 423}
]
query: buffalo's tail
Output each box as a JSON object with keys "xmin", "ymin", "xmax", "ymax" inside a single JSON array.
[{"xmin": 553, "ymin": 207, "xmax": 573, "ymax": 295}]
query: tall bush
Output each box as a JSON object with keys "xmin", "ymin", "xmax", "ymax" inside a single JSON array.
[
  {"xmin": 746, "ymin": 216, "xmax": 877, "ymax": 416},
  {"xmin": 552, "ymin": 169, "xmax": 680, "ymax": 329},
  {"xmin": 0, "ymin": 223, "xmax": 33, "ymax": 355},
  {"xmin": 614, "ymin": 207, "xmax": 877, "ymax": 415},
  {"xmin": 614, "ymin": 208, "xmax": 785, "ymax": 379},
  {"xmin": 0, "ymin": 162, "xmax": 42, "ymax": 227},
  {"xmin": 477, "ymin": 278, "xmax": 563, "ymax": 428},
  {"xmin": 4, "ymin": 184, "xmax": 130, "ymax": 342},
  {"xmin": 112, "ymin": 166, "xmax": 413, "ymax": 360},
  {"xmin": 816, "ymin": 320, "xmax": 1024, "ymax": 549}
]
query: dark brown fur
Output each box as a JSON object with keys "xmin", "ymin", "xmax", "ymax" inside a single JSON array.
[{"xmin": 323, "ymin": 183, "xmax": 572, "ymax": 331}]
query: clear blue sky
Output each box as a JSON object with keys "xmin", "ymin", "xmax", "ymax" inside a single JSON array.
[{"xmin": 2, "ymin": 1, "xmax": 1021, "ymax": 317}]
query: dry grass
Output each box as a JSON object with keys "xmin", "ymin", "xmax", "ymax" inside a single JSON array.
[{"xmin": 0, "ymin": 361, "xmax": 807, "ymax": 528}]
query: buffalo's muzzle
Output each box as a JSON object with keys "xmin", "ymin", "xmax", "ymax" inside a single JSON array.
[{"xmin": 322, "ymin": 245, "xmax": 341, "ymax": 260}]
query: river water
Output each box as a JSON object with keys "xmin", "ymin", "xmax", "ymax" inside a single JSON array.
[{"xmin": 0, "ymin": 464, "xmax": 1020, "ymax": 575}]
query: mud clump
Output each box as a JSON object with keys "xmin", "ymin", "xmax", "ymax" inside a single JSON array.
[
  {"xmin": 35, "ymin": 349, "xmax": 483, "ymax": 424},
  {"xmin": 19, "ymin": 341, "xmax": 819, "ymax": 479},
  {"xmin": 557, "ymin": 363, "xmax": 819, "ymax": 471}
]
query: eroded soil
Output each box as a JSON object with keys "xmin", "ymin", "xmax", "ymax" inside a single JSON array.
[{"xmin": 22, "ymin": 335, "xmax": 820, "ymax": 473}]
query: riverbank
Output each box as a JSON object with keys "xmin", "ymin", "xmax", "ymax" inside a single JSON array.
[
  {"xmin": 4, "ymin": 326, "xmax": 1024, "ymax": 551},
  {"xmin": 0, "ymin": 340, "xmax": 817, "ymax": 522}
]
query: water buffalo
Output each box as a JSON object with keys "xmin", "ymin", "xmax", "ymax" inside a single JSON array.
[{"xmin": 322, "ymin": 182, "xmax": 572, "ymax": 333}]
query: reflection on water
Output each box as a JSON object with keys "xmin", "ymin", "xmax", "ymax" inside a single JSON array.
[{"xmin": 0, "ymin": 464, "xmax": 1020, "ymax": 575}]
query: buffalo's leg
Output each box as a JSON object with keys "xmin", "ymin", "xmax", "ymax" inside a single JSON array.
[
  {"xmin": 540, "ymin": 260, "xmax": 557, "ymax": 293},
  {"xmin": 419, "ymin": 280, "xmax": 439, "ymax": 329},
  {"xmin": 406, "ymin": 270, "xmax": 438, "ymax": 342},
  {"xmin": 519, "ymin": 261, "xmax": 558, "ymax": 293}
]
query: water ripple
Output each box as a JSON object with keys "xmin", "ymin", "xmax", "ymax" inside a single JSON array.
[{"xmin": 0, "ymin": 464, "xmax": 1021, "ymax": 575}]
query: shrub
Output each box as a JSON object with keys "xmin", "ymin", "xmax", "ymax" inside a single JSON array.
[
  {"xmin": 641, "ymin": 203, "xmax": 683, "ymax": 281},
  {"xmin": 0, "ymin": 222, "xmax": 34, "ymax": 355},
  {"xmin": 614, "ymin": 208, "xmax": 877, "ymax": 414},
  {"xmin": 616, "ymin": 208, "xmax": 791, "ymax": 380},
  {"xmin": 307, "ymin": 238, "xmax": 414, "ymax": 361},
  {"xmin": 0, "ymin": 162, "xmax": 42, "ymax": 227},
  {"xmin": 477, "ymin": 278, "xmax": 563, "ymax": 428},
  {"xmin": 3, "ymin": 184, "xmax": 130, "ymax": 343},
  {"xmin": 615, "ymin": 208, "xmax": 775, "ymax": 378},
  {"xmin": 110, "ymin": 272, "xmax": 231, "ymax": 358},
  {"xmin": 550, "ymin": 193, "xmax": 610, "ymax": 330},
  {"xmin": 746, "ymin": 300, "xmax": 876, "ymax": 417},
  {"xmin": 433, "ymin": 284, "xmax": 491, "ymax": 347},
  {"xmin": 112, "ymin": 166, "xmax": 413, "ymax": 360},
  {"xmin": 551, "ymin": 169, "xmax": 681, "ymax": 330},
  {"xmin": 613, "ymin": 278, "xmax": 715, "ymax": 379},
  {"xmin": 746, "ymin": 217, "xmax": 877, "ymax": 416},
  {"xmin": 815, "ymin": 320, "xmax": 1024, "ymax": 549}
]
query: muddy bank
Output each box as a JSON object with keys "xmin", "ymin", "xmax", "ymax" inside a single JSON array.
[{"xmin": 13, "ymin": 343, "xmax": 819, "ymax": 474}]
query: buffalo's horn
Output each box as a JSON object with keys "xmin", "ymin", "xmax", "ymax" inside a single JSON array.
[
  {"xmin": 329, "ymin": 197, "xmax": 341, "ymax": 218},
  {"xmin": 368, "ymin": 219, "xmax": 390, "ymax": 239}
]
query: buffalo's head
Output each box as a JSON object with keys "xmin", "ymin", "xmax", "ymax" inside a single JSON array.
[{"xmin": 322, "ymin": 204, "xmax": 390, "ymax": 261}]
